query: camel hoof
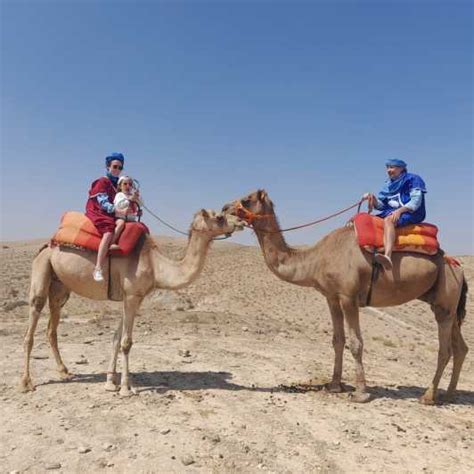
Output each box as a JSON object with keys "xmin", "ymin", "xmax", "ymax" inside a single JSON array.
[
  {"xmin": 59, "ymin": 370, "xmax": 73, "ymax": 381},
  {"xmin": 349, "ymin": 391, "xmax": 372, "ymax": 403},
  {"xmin": 19, "ymin": 378, "xmax": 35, "ymax": 393},
  {"xmin": 105, "ymin": 381, "xmax": 120, "ymax": 392},
  {"xmin": 419, "ymin": 395, "xmax": 436, "ymax": 405},
  {"xmin": 325, "ymin": 382, "xmax": 344, "ymax": 393},
  {"xmin": 119, "ymin": 387, "xmax": 136, "ymax": 397}
]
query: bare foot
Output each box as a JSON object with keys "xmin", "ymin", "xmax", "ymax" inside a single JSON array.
[{"xmin": 375, "ymin": 253, "xmax": 393, "ymax": 270}]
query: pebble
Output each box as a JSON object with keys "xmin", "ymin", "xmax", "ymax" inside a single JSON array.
[
  {"xmin": 181, "ymin": 454, "xmax": 195, "ymax": 466},
  {"xmin": 75, "ymin": 358, "xmax": 88, "ymax": 365},
  {"xmin": 78, "ymin": 446, "xmax": 91, "ymax": 454},
  {"xmin": 45, "ymin": 463, "xmax": 62, "ymax": 470},
  {"xmin": 242, "ymin": 326, "xmax": 249, "ymax": 332},
  {"xmin": 210, "ymin": 434, "xmax": 221, "ymax": 443},
  {"xmin": 160, "ymin": 428, "xmax": 171, "ymax": 435}
]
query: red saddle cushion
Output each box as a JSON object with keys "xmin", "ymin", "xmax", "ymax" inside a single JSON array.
[
  {"xmin": 353, "ymin": 213, "xmax": 439, "ymax": 255},
  {"xmin": 51, "ymin": 211, "xmax": 149, "ymax": 256}
]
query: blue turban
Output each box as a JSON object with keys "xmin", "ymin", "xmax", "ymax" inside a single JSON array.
[
  {"xmin": 385, "ymin": 158, "xmax": 407, "ymax": 168},
  {"xmin": 105, "ymin": 152, "xmax": 125, "ymax": 166}
]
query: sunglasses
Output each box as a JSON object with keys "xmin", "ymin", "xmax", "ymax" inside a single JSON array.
[
  {"xmin": 122, "ymin": 182, "xmax": 132, "ymax": 186},
  {"xmin": 111, "ymin": 164, "xmax": 123, "ymax": 170}
]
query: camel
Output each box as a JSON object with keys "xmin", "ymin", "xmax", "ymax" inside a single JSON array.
[
  {"xmin": 20, "ymin": 209, "xmax": 243, "ymax": 396},
  {"xmin": 222, "ymin": 190, "xmax": 468, "ymax": 404}
]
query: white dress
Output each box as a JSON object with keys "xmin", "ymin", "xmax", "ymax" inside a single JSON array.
[{"xmin": 114, "ymin": 192, "xmax": 138, "ymax": 221}]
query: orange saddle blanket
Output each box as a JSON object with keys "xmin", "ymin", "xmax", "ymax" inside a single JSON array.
[
  {"xmin": 51, "ymin": 211, "xmax": 149, "ymax": 256},
  {"xmin": 353, "ymin": 213, "xmax": 439, "ymax": 255}
]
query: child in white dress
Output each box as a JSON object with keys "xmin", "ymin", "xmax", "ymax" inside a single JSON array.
[{"xmin": 109, "ymin": 176, "xmax": 141, "ymax": 249}]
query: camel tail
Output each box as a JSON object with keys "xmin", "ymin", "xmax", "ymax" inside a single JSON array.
[{"xmin": 457, "ymin": 276, "xmax": 468, "ymax": 326}]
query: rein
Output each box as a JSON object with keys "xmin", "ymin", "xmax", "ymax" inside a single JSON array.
[
  {"xmin": 141, "ymin": 203, "xmax": 232, "ymax": 241},
  {"xmin": 238, "ymin": 199, "xmax": 364, "ymax": 234}
]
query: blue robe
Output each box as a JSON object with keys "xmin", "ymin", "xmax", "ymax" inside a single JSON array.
[{"xmin": 376, "ymin": 172, "xmax": 427, "ymax": 226}]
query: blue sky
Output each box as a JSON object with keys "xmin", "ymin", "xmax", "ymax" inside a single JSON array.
[{"xmin": 1, "ymin": 1, "xmax": 472, "ymax": 253}]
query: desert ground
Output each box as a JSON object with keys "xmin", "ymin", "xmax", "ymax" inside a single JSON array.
[{"xmin": 1, "ymin": 235, "xmax": 473, "ymax": 473}]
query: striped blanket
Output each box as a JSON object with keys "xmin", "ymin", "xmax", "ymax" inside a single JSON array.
[
  {"xmin": 353, "ymin": 213, "xmax": 439, "ymax": 255},
  {"xmin": 51, "ymin": 211, "xmax": 149, "ymax": 256}
]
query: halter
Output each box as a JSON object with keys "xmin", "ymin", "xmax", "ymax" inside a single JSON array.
[{"xmin": 234, "ymin": 201, "xmax": 273, "ymax": 225}]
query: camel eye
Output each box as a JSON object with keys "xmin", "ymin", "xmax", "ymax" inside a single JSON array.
[{"xmin": 241, "ymin": 199, "xmax": 251, "ymax": 208}]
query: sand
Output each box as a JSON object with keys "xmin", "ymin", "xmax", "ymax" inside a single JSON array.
[{"xmin": 1, "ymin": 237, "xmax": 473, "ymax": 473}]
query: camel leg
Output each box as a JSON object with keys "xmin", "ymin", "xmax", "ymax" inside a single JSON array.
[
  {"xmin": 445, "ymin": 322, "xmax": 468, "ymax": 402},
  {"xmin": 420, "ymin": 307, "xmax": 454, "ymax": 405},
  {"xmin": 325, "ymin": 297, "xmax": 345, "ymax": 393},
  {"xmin": 20, "ymin": 250, "xmax": 52, "ymax": 392},
  {"xmin": 119, "ymin": 295, "xmax": 142, "ymax": 397},
  {"xmin": 105, "ymin": 318, "xmax": 123, "ymax": 392},
  {"xmin": 47, "ymin": 280, "xmax": 72, "ymax": 380},
  {"xmin": 340, "ymin": 297, "xmax": 371, "ymax": 403}
]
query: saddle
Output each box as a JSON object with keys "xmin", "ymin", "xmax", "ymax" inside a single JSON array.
[
  {"xmin": 51, "ymin": 211, "xmax": 149, "ymax": 256},
  {"xmin": 353, "ymin": 213, "xmax": 439, "ymax": 256}
]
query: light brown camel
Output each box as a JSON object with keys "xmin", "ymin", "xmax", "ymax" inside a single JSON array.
[
  {"xmin": 223, "ymin": 190, "xmax": 468, "ymax": 404},
  {"xmin": 20, "ymin": 210, "xmax": 243, "ymax": 396}
]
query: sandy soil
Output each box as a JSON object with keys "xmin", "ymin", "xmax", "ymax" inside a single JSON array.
[{"xmin": 1, "ymin": 237, "xmax": 473, "ymax": 473}]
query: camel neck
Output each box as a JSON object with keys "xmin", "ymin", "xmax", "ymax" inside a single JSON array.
[
  {"xmin": 253, "ymin": 213, "xmax": 322, "ymax": 287},
  {"xmin": 151, "ymin": 230, "xmax": 212, "ymax": 290}
]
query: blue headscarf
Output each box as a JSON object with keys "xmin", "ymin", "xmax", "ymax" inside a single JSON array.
[
  {"xmin": 105, "ymin": 152, "xmax": 125, "ymax": 167},
  {"xmin": 379, "ymin": 170, "xmax": 410, "ymax": 197},
  {"xmin": 105, "ymin": 152, "xmax": 125, "ymax": 186},
  {"xmin": 385, "ymin": 158, "xmax": 407, "ymax": 168}
]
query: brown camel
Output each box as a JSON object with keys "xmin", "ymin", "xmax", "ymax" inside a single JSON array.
[
  {"xmin": 223, "ymin": 190, "xmax": 468, "ymax": 404},
  {"xmin": 20, "ymin": 210, "xmax": 243, "ymax": 396}
]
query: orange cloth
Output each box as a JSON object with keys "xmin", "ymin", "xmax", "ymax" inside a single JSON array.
[
  {"xmin": 51, "ymin": 211, "xmax": 149, "ymax": 256},
  {"xmin": 353, "ymin": 213, "xmax": 439, "ymax": 255}
]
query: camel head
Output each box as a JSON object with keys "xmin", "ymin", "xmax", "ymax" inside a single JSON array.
[
  {"xmin": 190, "ymin": 209, "xmax": 244, "ymax": 237},
  {"xmin": 221, "ymin": 189, "xmax": 274, "ymax": 226}
]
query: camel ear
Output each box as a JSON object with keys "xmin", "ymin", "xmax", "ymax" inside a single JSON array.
[
  {"xmin": 257, "ymin": 189, "xmax": 267, "ymax": 202},
  {"xmin": 200, "ymin": 209, "xmax": 210, "ymax": 218}
]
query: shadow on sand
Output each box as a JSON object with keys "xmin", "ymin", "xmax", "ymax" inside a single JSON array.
[
  {"xmin": 369, "ymin": 384, "xmax": 474, "ymax": 406},
  {"xmin": 39, "ymin": 370, "xmax": 276, "ymax": 394},
  {"xmin": 39, "ymin": 372, "xmax": 474, "ymax": 405}
]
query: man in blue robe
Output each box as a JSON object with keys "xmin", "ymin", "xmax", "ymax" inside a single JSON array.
[{"xmin": 362, "ymin": 159, "xmax": 427, "ymax": 270}]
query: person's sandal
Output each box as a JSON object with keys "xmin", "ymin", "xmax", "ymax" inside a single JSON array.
[{"xmin": 93, "ymin": 268, "xmax": 104, "ymax": 282}]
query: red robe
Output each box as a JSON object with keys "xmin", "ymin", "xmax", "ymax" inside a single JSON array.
[{"xmin": 85, "ymin": 177, "xmax": 117, "ymax": 235}]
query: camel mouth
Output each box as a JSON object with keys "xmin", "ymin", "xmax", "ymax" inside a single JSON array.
[
  {"xmin": 226, "ymin": 214, "xmax": 245, "ymax": 232},
  {"xmin": 222, "ymin": 201, "xmax": 241, "ymax": 217}
]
